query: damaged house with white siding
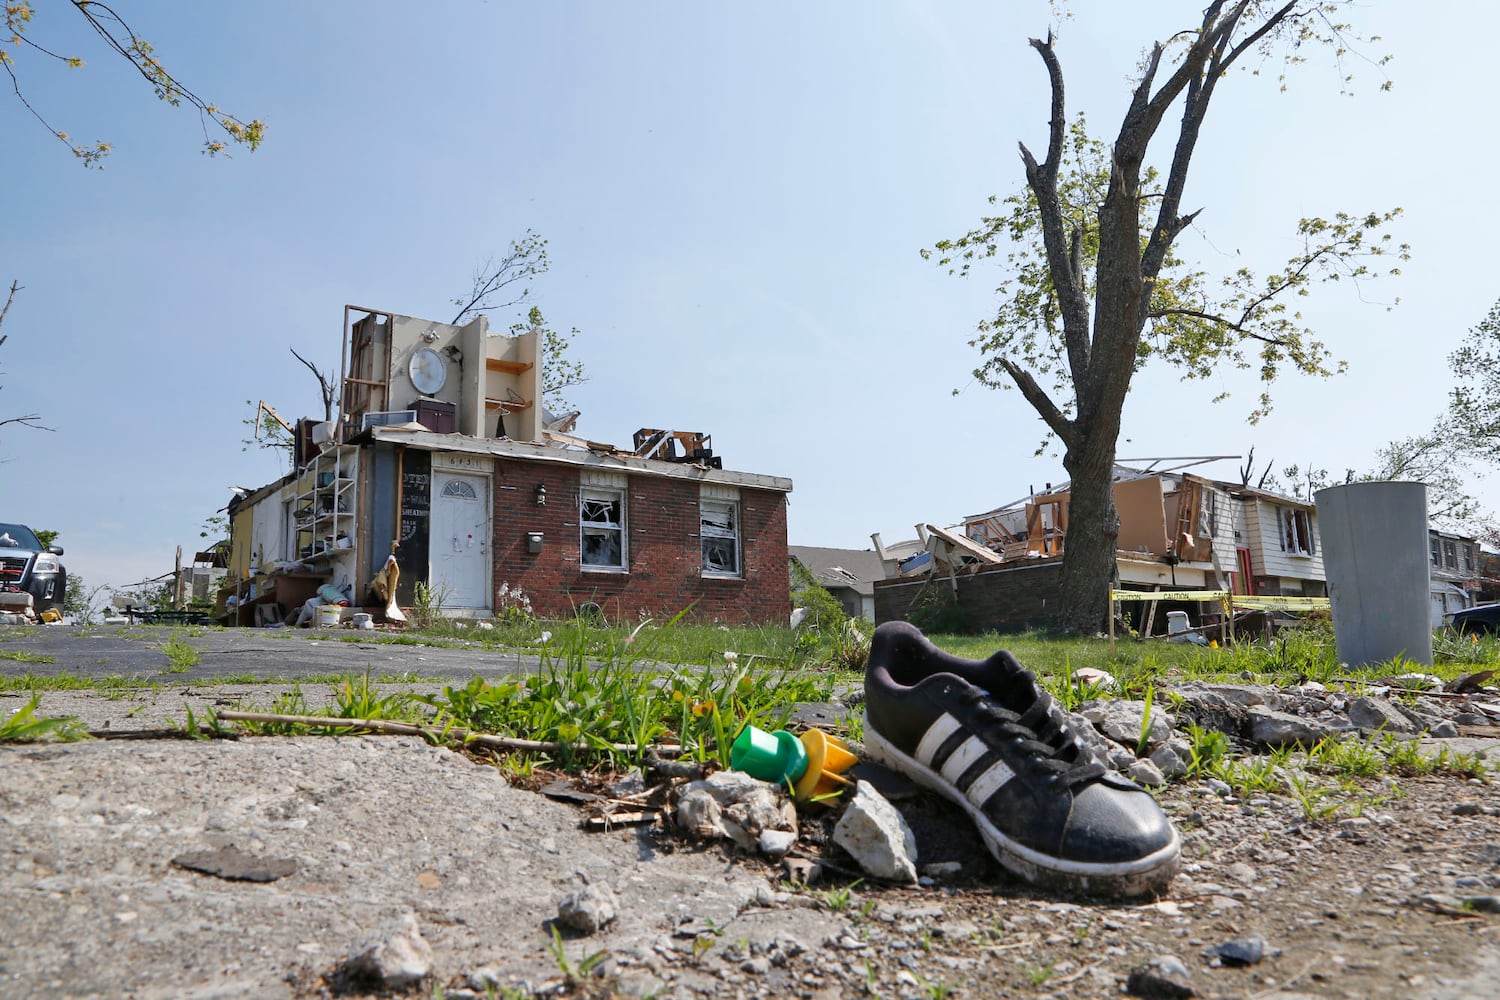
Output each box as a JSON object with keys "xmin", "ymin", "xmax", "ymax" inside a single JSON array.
[{"xmin": 873, "ymin": 461, "xmax": 1327, "ymax": 634}]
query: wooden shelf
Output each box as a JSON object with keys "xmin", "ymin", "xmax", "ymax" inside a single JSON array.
[
  {"xmin": 485, "ymin": 397, "xmax": 533, "ymax": 412},
  {"xmin": 486, "ymin": 358, "xmax": 534, "ymax": 375}
]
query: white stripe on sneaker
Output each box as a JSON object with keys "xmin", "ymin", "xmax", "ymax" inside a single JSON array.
[
  {"xmin": 939, "ymin": 735, "xmax": 989, "ymax": 787},
  {"xmin": 965, "ymin": 759, "xmax": 1015, "ymax": 808},
  {"xmin": 913, "ymin": 713, "xmax": 962, "ymax": 766}
]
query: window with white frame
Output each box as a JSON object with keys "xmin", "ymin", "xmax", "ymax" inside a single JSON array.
[
  {"xmin": 1431, "ymin": 535, "xmax": 1442, "ymax": 568},
  {"xmin": 1279, "ymin": 507, "xmax": 1315, "ymax": 556},
  {"xmin": 701, "ymin": 498, "xmax": 740, "ymax": 577},
  {"xmin": 1198, "ymin": 489, "xmax": 1218, "ymax": 538},
  {"xmin": 580, "ymin": 488, "xmax": 626, "ymax": 570}
]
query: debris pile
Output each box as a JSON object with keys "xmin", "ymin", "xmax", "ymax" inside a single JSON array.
[{"xmin": 547, "ymin": 664, "xmax": 1500, "ymax": 897}]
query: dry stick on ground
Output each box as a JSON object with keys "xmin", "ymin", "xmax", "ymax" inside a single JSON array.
[{"xmin": 214, "ymin": 710, "xmax": 685, "ymax": 756}]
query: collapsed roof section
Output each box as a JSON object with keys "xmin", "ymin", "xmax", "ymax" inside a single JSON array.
[
  {"xmin": 275, "ymin": 306, "xmax": 730, "ymax": 470},
  {"xmin": 887, "ymin": 457, "xmax": 1302, "ymax": 588},
  {"xmin": 339, "ymin": 306, "xmax": 543, "ymax": 444}
]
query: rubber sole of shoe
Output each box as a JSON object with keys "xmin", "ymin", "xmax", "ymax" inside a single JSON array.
[{"xmin": 865, "ymin": 719, "xmax": 1180, "ymax": 899}]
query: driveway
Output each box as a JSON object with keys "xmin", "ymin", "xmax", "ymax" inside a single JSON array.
[{"xmin": 0, "ymin": 623, "xmax": 538, "ymax": 684}]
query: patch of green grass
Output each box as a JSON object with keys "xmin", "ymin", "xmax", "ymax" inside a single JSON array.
[
  {"xmin": 0, "ymin": 650, "xmax": 54, "ymax": 664},
  {"xmin": 330, "ymin": 669, "xmax": 421, "ymax": 722},
  {"xmin": 1305, "ymin": 735, "xmax": 1384, "ymax": 778},
  {"xmin": 0, "ymin": 673, "xmax": 160, "ymax": 694},
  {"xmin": 1375, "ymin": 733, "xmax": 1491, "ymax": 779},
  {"xmin": 1182, "ymin": 723, "xmax": 1230, "ymax": 778},
  {"xmin": 810, "ymin": 879, "xmax": 862, "ymax": 913},
  {"xmin": 0, "ymin": 695, "xmax": 90, "ymax": 742},
  {"xmin": 415, "ymin": 613, "xmax": 833, "ymax": 768},
  {"xmin": 160, "ymin": 636, "xmax": 202, "ymax": 673},
  {"xmin": 233, "ymin": 685, "xmax": 313, "ymax": 735},
  {"xmin": 920, "ymin": 977, "xmax": 954, "ymax": 999},
  {"xmin": 173, "ymin": 705, "xmax": 233, "ymax": 740},
  {"xmin": 1283, "ymin": 772, "xmax": 1402, "ymax": 822},
  {"xmin": 1218, "ymin": 748, "xmax": 1293, "ymax": 796},
  {"xmin": 1021, "ymin": 960, "xmax": 1055, "ymax": 986},
  {"xmin": 1433, "ymin": 628, "xmax": 1500, "ymax": 666}
]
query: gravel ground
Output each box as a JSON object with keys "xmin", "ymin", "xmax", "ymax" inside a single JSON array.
[{"xmin": 2, "ymin": 683, "xmax": 1499, "ymax": 999}]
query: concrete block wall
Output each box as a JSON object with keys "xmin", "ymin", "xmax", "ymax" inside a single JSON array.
[
  {"xmin": 489, "ymin": 459, "xmax": 790, "ymax": 624},
  {"xmin": 874, "ymin": 561, "xmax": 1065, "ymax": 633}
]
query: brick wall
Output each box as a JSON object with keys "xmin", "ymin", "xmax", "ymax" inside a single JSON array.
[{"xmin": 489, "ymin": 459, "xmax": 790, "ymax": 624}]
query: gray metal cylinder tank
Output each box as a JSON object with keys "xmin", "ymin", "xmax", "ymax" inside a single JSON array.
[{"xmin": 1314, "ymin": 481, "xmax": 1431, "ymax": 668}]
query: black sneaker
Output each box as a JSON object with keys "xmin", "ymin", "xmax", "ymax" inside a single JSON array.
[{"xmin": 863, "ymin": 621, "xmax": 1179, "ymax": 897}]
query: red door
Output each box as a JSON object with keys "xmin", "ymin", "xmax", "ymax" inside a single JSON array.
[{"xmin": 1236, "ymin": 546, "xmax": 1255, "ymax": 595}]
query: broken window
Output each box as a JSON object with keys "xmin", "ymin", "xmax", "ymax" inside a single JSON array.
[
  {"xmin": 1279, "ymin": 507, "xmax": 1315, "ymax": 556},
  {"xmin": 1198, "ymin": 489, "xmax": 1217, "ymax": 538},
  {"xmin": 701, "ymin": 499, "xmax": 740, "ymax": 577},
  {"xmin": 580, "ymin": 488, "xmax": 625, "ymax": 570}
]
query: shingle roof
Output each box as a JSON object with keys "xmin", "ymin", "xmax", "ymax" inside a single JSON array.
[{"xmin": 788, "ymin": 545, "xmax": 886, "ymax": 598}]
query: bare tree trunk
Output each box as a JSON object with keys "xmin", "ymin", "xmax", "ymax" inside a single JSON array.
[{"xmin": 1057, "ymin": 421, "xmax": 1121, "ymax": 633}]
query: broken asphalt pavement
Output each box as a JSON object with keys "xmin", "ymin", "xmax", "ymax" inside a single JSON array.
[{"xmin": 5, "ymin": 627, "xmax": 1500, "ymax": 998}]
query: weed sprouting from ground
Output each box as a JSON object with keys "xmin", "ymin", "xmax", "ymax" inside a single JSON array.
[
  {"xmin": 421, "ymin": 612, "xmax": 832, "ymax": 768},
  {"xmin": 0, "ymin": 696, "xmax": 89, "ymax": 742},
  {"xmin": 172, "ymin": 705, "xmax": 233, "ymax": 741},
  {"xmin": 0, "ymin": 650, "xmax": 54, "ymax": 664},
  {"xmin": 160, "ymin": 636, "xmax": 201, "ymax": 673},
  {"xmin": 331, "ymin": 669, "xmax": 420, "ymax": 722},
  {"xmin": 545, "ymin": 924, "xmax": 607, "ymax": 982}
]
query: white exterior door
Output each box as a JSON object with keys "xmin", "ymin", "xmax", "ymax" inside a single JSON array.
[{"xmin": 430, "ymin": 471, "xmax": 490, "ymax": 608}]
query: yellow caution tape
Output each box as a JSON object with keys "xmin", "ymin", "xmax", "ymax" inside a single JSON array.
[
  {"xmin": 1229, "ymin": 595, "xmax": 1331, "ymax": 611},
  {"xmin": 1110, "ymin": 590, "xmax": 1230, "ymax": 603},
  {"xmin": 1109, "ymin": 591, "xmax": 1330, "ymax": 612}
]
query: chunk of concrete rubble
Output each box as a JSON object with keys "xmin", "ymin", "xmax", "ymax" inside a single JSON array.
[
  {"xmin": 1208, "ymin": 934, "xmax": 1268, "ymax": 966},
  {"xmin": 336, "ymin": 912, "xmax": 432, "ymax": 991},
  {"xmin": 1247, "ymin": 706, "xmax": 1340, "ymax": 747},
  {"xmin": 832, "ymin": 781, "xmax": 918, "ymax": 883},
  {"xmin": 1347, "ymin": 696, "xmax": 1419, "ymax": 735},
  {"xmin": 1062, "ymin": 709, "xmax": 1119, "ymax": 762},
  {"xmin": 1172, "ymin": 682, "xmax": 1279, "ymax": 710},
  {"xmin": 782, "ymin": 856, "xmax": 822, "ymax": 884},
  {"xmin": 1081, "ymin": 699, "xmax": 1174, "ymax": 748},
  {"xmin": 1072, "ymin": 666, "xmax": 1119, "ymax": 693},
  {"xmin": 557, "ymin": 882, "xmax": 619, "ymax": 935},
  {"xmin": 758, "ymin": 829, "xmax": 797, "ymax": 858},
  {"xmin": 675, "ymin": 786, "xmax": 724, "ymax": 839},
  {"xmin": 1128, "ymin": 758, "xmax": 1166, "ymax": 788},
  {"xmin": 170, "ymin": 845, "xmax": 297, "ymax": 883},
  {"xmin": 1126, "ymin": 954, "xmax": 1195, "ymax": 998},
  {"xmin": 1149, "ymin": 739, "xmax": 1190, "ymax": 779},
  {"xmin": 675, "ymin": 770, "xmax": 796, "ymax": 855},
  {"xmin": 693, "ymin": 769, "xmax": 768, "ymax": 804}
]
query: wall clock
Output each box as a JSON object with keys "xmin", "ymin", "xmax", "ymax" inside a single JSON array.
[{"xmin": 409, "ymin": 347, "xmax": 447, "ymax": 395}]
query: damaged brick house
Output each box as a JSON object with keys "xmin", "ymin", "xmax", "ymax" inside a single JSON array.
[
  {"xmin": 874, "ymin": 462, "xmax": 1326, "ymax": 633},
  {"xmin": 218, "ymin": 307, "xmax": 792, "ymax": 625}
]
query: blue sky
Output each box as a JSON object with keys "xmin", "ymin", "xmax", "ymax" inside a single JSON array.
[{"xmin": 3, "ymin": 1, "xmax": 1495, "ymax": 596}]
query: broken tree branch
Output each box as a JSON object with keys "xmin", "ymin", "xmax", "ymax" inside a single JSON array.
[
  {"xmin": 0, "ymin": 279, "xmax": 19, "ymax": 334},
  {"xmin": 289, "ymin": 347, "xmax": 336, "ymax": 422},
  {"xmin": 1021, "ymin": 32, "xmax": 1093, "ymax": 380},
  {"xmin": 997, "ymin": 357, "xmax": 1077, "ymax": 452}
]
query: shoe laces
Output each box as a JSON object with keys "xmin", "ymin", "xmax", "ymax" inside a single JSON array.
[{"xmin": 960, "ymin": 686, "xmax": 1106, "ymax": 791}]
